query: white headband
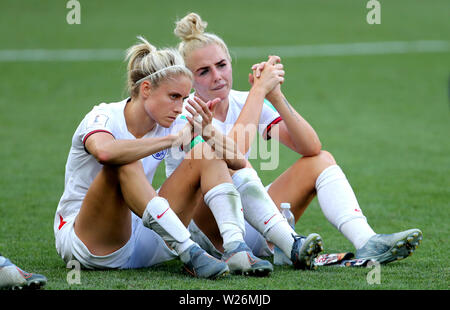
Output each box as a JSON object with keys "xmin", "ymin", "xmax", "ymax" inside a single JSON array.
[{"xmin": 135, "ymin": 65, "xmax": 186, "ymax": 85}]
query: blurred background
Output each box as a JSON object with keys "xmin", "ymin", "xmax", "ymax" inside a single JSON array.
[{"xmin": 0, "ymin": 0, "xmax": 448, "ymax": 289}]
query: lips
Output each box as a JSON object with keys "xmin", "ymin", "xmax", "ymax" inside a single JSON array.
[{"xmin": 212, "ymin": 83, "xmax": 226, "ymax": 91}]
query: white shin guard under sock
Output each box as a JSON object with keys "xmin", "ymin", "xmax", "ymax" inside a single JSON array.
[
  {"xmin": 142, "ymin": 196, "xmax": 194, "ymax": 259},
  {"xmin": 232, "ymin": 168, "xmax": 297, "ymax": 256},
  {"xmin": 203, "ymin": 183, "xmax": 245, "ymax": 252},
  {"xmin": 316, "ymin": 165, "xmax": 376, "ymax": 249}
]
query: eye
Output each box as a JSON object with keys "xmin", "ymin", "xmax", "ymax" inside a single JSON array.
[
  {"xmin": 169, "ymin": 93, "xmax": 181, "ymax": 100},
  {"xmin": 199, "ymin": 68, "xmax": 209, "ymax": 76},
  {"xmin": 217, "ymin": 60, "xmax": 227, "ymax": 69}
]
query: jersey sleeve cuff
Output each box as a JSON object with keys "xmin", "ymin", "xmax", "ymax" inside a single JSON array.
[
  {"xmin": 264, "ymin": 116, "xmax": 283, "ymax": 140},
  {"xmin": 82, "ymin": 130, "xmax": 114, "ymax": 154}
]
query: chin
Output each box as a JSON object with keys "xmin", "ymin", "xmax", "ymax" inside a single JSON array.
[
  {"xmin": 158, "ymin": 119, "xmax": 173, "ymax": 128},
  {"xmin": 212, "ymin": 89, "xmax": 229, "ymax": 101}
]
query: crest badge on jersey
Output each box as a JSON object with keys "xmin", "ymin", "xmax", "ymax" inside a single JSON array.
[
  {"xmin": 152, "ymin": 149, "xmax": 167, "ymax": 160},
  {"xmin": 88, "ymin": 113, "xmax": 109, "ymax": 128}
]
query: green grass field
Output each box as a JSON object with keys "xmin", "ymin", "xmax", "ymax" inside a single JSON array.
[{"xmin": 0, "ymin": 0, "xmax": 449, "ymax": 291}]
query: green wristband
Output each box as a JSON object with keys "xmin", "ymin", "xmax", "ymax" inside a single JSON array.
[{"xmin": 190, "ymin": 135, "xmax": 205, "ymax": 150}]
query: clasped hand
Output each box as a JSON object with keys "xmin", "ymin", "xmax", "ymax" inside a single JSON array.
[{"xmin": 249, "ymin": 55, "xmax": 284, "ymax": 95}]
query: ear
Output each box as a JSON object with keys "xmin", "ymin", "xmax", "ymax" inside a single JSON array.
[{"xmin": 140, "ymin": 80, "xmax": 152, "ymax": 98}]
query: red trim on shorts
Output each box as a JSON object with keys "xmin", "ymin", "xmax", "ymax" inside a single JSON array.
[
  {"xmin": 265, "ymin": 116, "xmax": 283, "ymax": 140},
  {"xmin": 58, "ymin": 214, "xmax": 67, "ymax": 230}
]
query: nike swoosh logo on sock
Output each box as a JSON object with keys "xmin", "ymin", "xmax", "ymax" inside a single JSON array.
[
  {"xmin": 264, "ymin": 214, "xmax": 276, "ymax": 225},
  {"xmin": 157, "ymin": 207, "xmax": 170, "ymax": 219}
]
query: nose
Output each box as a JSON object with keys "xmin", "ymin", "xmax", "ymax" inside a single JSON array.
[
  {"xmin": 211, "ymin": 67, "xmax": 221, "ymax": 82},
  {"xmin": 174, "ymin": 100, "xmax": 183, "ymax": 114}
]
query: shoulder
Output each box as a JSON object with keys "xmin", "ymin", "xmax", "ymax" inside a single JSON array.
[
  {"xmin": 229, "ymin": 89, "xmax": 249, "ymax": 102},
  {"xmin": 229, "ymin": 89, "xmax": 249, "ymax": 109},
  {"xmin": 86, "ymin": 99, "xmax": 117, "ymax": 115},
  {"xmin": 80, "ymin": 99, "xmax": 128, "ymax": 137},
  {"xmin": 86, "ymin": 98, "xmax": 127, "ymax": 120}
]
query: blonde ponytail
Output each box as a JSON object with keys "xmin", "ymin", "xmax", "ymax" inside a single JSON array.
[{"xmin": 125, "ymin": 36, "xmax": 192, "ymax": 97}]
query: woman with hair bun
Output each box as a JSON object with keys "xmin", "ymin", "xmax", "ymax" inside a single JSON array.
[
  {"xmin": 53, "ymin": 36, "xmax": 260, "ymax": 279},
  {"xmin": 171, "ymin": 12, "xmax": 422, "ymax": 268},
  {"xmin": 170, "ymin": 13, "xmax": 325, "ymax": 272}
]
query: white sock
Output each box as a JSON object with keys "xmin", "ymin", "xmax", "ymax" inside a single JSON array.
[
  {"xmin": 178, "ymin": 241, "xmax": 200, "ymax": 264},
  {"xmin": 340, "ymin": 218, "xmax": 375, "ymax": 249},
  {"xmin": 232, "ymin": 168, "xmax": 298, "ymax": 256},
  {"xmin": 203, "ymin": 183, "xmax": 245, "ymax": 252},
  {"xmin": 172, "ymin": 239, "xmax": 196, "ymax": 258},
  {"xmin": 316, "ymin": 165, "xmax": 376, "ymax": 249},
  {"xmin": 265, "ymin": 222, "xmax": 297, "ymax": 257},
  {"xmin": 142, "ymin": 196, "xmax": 195, "ymax": 259}
]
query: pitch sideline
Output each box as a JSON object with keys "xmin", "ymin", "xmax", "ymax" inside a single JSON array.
[{"xmin": 0, "ymin": 40, "xmax": 448, "ymax": 62}]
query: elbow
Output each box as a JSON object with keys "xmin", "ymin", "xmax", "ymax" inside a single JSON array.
[
  {"xmin": 236, "ymin": 158, "xmax": 248, "ymax": 170},
  {"xmin": 300, "ymin": 141, "xmax": 322, "ymax": 157},
  {"xmin": 95, "ymin": 148, "xmax": 113, "ymax": 165},
  {"xmin": 226, "ymin": 158, "xmax": 247, "ymax": 171}
]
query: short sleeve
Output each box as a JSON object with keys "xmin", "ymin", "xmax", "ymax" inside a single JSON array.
[
  {"xmin": 80, "ymin": 105, "xmax": 115, "ymax": 147},
  {"xmin": 259, "ymin": 99, "xmax": 282, "ymax": 140}
]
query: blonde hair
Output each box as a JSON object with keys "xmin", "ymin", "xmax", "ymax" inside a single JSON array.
[
  {"xmin": 174, "ymin": 13, "xmax": 231, "ymax": 63},
  {"xmin": 125, "ymin": 36, "xmax": 192, "ymax": 97}
]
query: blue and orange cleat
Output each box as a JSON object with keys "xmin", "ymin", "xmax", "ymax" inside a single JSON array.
[
  {"xmin": 222, "ymin": 241, "xmax": 273, "ymax": 277},
  {"xmin": 355, "ymin": 229, "xmax": 423, "ymax": 264},
  {"xmin": 0, "ymin": 256, "xmax": 47, "ymax": 290},
  {"xmin": 181, "ymin": 245, "xmax": 229, "ymax": 279},
  {"xmin": 291, "ymin": 233, "xmax": 324, "ymax": 270}
]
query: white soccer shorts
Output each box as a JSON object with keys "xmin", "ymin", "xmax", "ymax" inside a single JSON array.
[{"xmin": 55, "ymin": 212, "xmax": 177, "ymax": 270}]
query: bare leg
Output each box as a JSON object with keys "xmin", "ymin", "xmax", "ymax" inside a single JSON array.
[
  {"xmin": 158, "ymin": 144, "xmax": 234, "ymax": 226},
  {"xmin": 75, "ymin": 144, "xmax": 235, "ymax": 257},
  {"xmin": 192, "ymin": 199, "xmax": 224, "ymax": 252},
  {"xmin": 190, "ymin": 151, "xmax": 336, "ymax": 250},
  {"xmin": 74, "ymin": 161, "xmax": 157, "ymax": 256},
  {"xmin": 267, "ymin": 150, "xmax": 336, "ymax": 222},
  {"xmin": 191, "ymin": 162, "xmax": 258, "ymax": 253}
]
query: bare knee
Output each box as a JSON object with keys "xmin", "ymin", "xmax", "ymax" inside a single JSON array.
[
  {"xmin": 299, "ymin": 150, "xmax": 336, "ymax": 166},
  {"xmin": 188, "ymin": 143, "xmax": 228, "ymax": 172},
  {"xmin": 116, "ymin": 161, "xmax": 145, "ymax": 182},
  {"xmin": 318, "ymin": 150, "xmax": 337, "ymax": 166},
  {"xmin": 295, "ymin": 150, "xmax": 337, "ymax": 180}
]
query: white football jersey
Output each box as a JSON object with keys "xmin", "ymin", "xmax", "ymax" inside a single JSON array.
[
  {"xmin": 54, "ymin": 98, "xmax": 183, "ymax": 236},
  {"xmin": 207, "ymin": 89, "xmax": 281, "ymax": 141},
  {"xmin": 164, "ymin": 89, "xmax": 282, "ymax": 177}
]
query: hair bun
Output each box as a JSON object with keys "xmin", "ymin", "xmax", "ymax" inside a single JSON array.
[{"xmin": 174, "ymin": 12, "xmax": 207, "ymax": 41}]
